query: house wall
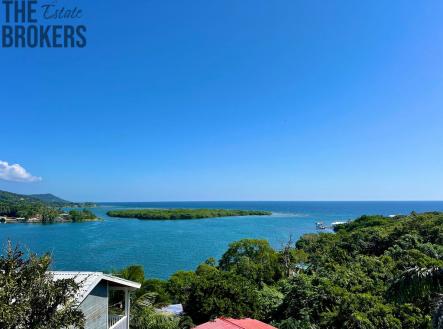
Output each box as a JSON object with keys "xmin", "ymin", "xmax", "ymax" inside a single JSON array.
[{"xmin": 79, "ymin": 281, "xmax": 108, "ymax": 329}]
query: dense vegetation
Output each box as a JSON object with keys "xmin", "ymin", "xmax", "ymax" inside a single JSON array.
[
  {"xmin": 0, "ymin": 199, "xmax": 59, "ymax": 221},
  {"xmin": 0, "ymin": 190, "xmax": 75, "ymax": 207},
  {"xmin": 68, "ymin": 209, "xmax": 98, "ymax": 222},
  {"xmin": 0, "ymin": 190, "xmax": 66, "ymax": 221},
  {"xmin": 0, "ymin": 189, "xmax": 98, "ymax": 222},
  {"xmin": 116, "ymin": 212, "xmax": 443, "ymax": 329},
  {"xmin": 0, "ymin": 242, "xmax": 85, "ymax": 329},
  {"xmin": 107, "ymin": 208, "xmax": 272, "ymax": 220}
]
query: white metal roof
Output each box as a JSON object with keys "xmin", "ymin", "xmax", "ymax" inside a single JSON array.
[
  {"xmin": 159, "ymin": 304, "xmax": 184, "ymax": 315},
  {"xmin": 50, "ymin": 271, "xmax": 141, "ymax": 303}
]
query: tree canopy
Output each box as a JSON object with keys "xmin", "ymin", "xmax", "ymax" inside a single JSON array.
[
  {"xmin": 68, "ymin": 209, "xmax": 97, "ymax": 222},
  {"xmin": 119, "ymin": 211, "xmax": 443, "ymax": 328},
  {"xmin": 107, "ymin": 208, "xmax": 271, "ymax": 220},
  {"xmin": 0, "ymin": 242, "xmax": 84, "ymax": 329},
  {"xmin": 219, "ymin": 239, "xmax": 282, "ymax": 286}
]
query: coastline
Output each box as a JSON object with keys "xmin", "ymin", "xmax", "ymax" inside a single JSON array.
[
  {"xmin": 0, "ymin": 216, "xmax": 101, "ymax": 224},
  {"xmin": 2, "ymin": 201, "xmax": 443, "ymax": 278}
]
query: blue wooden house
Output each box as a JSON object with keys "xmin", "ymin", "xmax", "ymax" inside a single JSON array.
[{"xmin": 52, "ymin": 271, "xmax": 141, "ymax": 329}]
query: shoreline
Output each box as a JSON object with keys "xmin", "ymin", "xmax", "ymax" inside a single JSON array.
[{"xmin": 0, "ymin": 217, "xmax": 100, "ymax": 224}]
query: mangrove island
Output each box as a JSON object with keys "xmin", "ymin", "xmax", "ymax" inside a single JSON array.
[{"xmin": 106, "ymin": 208, "xmax": 272, "ymax": 220}]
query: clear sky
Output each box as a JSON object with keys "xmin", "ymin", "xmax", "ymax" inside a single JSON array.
[{"xmin": 1, "ymin": 0, "xmax": 443, "ymax": 201}]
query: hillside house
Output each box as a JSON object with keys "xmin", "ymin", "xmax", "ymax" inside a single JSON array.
[{"xmin": 51, "ymin": 271, "xmax": 141, "ymax": 329}]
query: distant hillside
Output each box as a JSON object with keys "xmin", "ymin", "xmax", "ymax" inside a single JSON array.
[
  {"xmin": 30, "ymin": 193, "xmax": 73, "ymax": 206},
  {"xmin": 0, "ymin": 190, "xmax": 98, "ymax": 222},
  {"xmin": 0, "ymin": 190, "xmax": 73, "ymax": 207},
  {"xmin": 0, "ymin": 190, "xmax": 41, "ymax": 204}
]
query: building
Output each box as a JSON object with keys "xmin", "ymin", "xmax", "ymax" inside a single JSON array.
[
  {"xmin": 194, "ymin": 317, "xmax": 277, "ymax": 329},
  {"xmin": 51, "ymin": 271, "xmax": 141, "ymax": 329}
]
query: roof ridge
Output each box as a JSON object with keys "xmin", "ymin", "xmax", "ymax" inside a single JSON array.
[{"xmin": 50, "ymin": 271, "xmax": 140, "ymax": 304}]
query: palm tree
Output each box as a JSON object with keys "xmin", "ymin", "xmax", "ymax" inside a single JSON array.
[
  {"xmin": 130, "ymin": 293, "xmax": 180, "ymax": 329},
  {"xmin": 115, "ymin": 265, "xmax": 145, "ymax": 284},
  {"xmin": 392, "ymin": 266, "xmax": 443, "ymax": 329}
]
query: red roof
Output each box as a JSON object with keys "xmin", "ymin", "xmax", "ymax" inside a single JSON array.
[{"xmin": 194, "ymin": 318, "xmax": 277, "ymax": 329}]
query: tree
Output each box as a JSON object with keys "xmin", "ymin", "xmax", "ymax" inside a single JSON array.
[
  {"xmin": 184, "ymin": 269, "xmax": 260, "ymax": 324},
  {"xmin": 116, "ymin": 264, "xmax": 145, "ymax": 284},
  {"xmin": 0, "ymin": 242, "xmax": 84, "ymax": 329},
  {"xmin": 275, "ymin": 317, "xmax": 317, "ymax": 329},
  {"xmin": 68, "ymin": 209, "xmax": 97, "ymax": 222},
  {"xmin": 219, "ymin": 239, "xmax": 282, "ymax": 285},
  {"xmin": 178, "ymin": 315, "xmax": 195, "ymax": 329},
  {"xmin": 167, "ymin": 271, "xmax": 196, "ymax": 304},
  {"xmin": 140, "ymin": 279, "xmax": 172, "ymax": 306},
  {"xmin": 256, "ymin": 284, "xmax": 284, "ymax": 322},
  {"xmin": 391, "ymin": 266, "xmax": 443, "ymax": 329},
  {"xmin": 279, "ymin": 236, "xmax": 309, "ymax": 277}
]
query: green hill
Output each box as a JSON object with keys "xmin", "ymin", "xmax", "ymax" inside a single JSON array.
[
  {"xmin": 0, "ymin": 190, "xmax": 60, "ymax": 221},
  {"xmin": 29, "ymin": 193, "xmax": 73, "ymax": 206},
  {"xmin": 0, "ymin": 190, "xmax": 73, "ymax": 207},
  {"xmin": 0, "ymin": 190, "xmax": 97, "ymax": 222},
  {"xmin": 0, "ymin": 190, "xmax": 43, "ymax": 204}
]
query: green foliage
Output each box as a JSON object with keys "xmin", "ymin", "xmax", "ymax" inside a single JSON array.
[
  {"xmin": 178, "ymin": 315, "xmax": 195, "ymax": 329},
  {"xmin": 219, "ymin": 239, "xmax": 282, "ymax": 285},
  {"xmin": 0, "ymin": 198, "xmax": 59, "ymax": 221},
  {"xmin": 274, "ymin": 317, "xmax": 317, "ymax": 329},
  {"xmin": 68, "ymin": 209, "xmax": 97, "ymax": 222},
  {"xmin": 256, "ymin": 284, "xmax": 284, "ymax": 321},
  {"xmin": 114, "ymin": 267, "xmax": 195, "ymax": 329},
  {"xmin": 116, "ymin": 265, "xmax": 145, "ymax": 284},
  {"xmin": 184, "ymin": 269, "xmax": 261, "ymax": 324},
  {"xmin": 0, "ymin": 242, "xmax": 84, "ymax": 329},
  {"xmin": 167, "ymin": 271, "xmax": 197, "ymax": 304},
  {"xmin": 107, "ymin": 208, "xmax": 271, "ymax": 220},
  {"xmin": 0, "ymin": 190, "xmax": 61, "ymax": 222},
  {"xmin": 140, "ymin": 279, "xmax": 172, "ymax": 306},
  {"xmin": 195, "ymin": 262, "xmax": 218, "ymax": 276},
  {"xmin": 131, "ymin": 307, "xmax": 180, "ymax": 329},
  {"xmin": 273, "ymin": 212, "xmax": 443, "ymax": 328},
  {"xmin": 0, "ymin": 190, "xmax": 72, "ymax": 207},
  {"xmin": 0, "ymin": 189, "xmax": 96, "ymax": 223},
  {"xmin": 130, "ymin": 294, "xmax": 180, "ymax": 329},
  {"xmin": 124, "ymin": 211, "xmax": 443, "ymax": 328}
]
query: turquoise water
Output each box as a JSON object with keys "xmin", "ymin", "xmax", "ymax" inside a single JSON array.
[{"xmin": 1, "ymin": 201, "xmax": 443, "ymax": 279}]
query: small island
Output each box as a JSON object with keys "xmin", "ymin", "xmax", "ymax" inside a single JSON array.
[
  {"xmin": 66, "ymin": 209, "xmax": 98, "ymax": 222},
  {"xmin": 106, "ymin": 208, "xmax": 272, "ymax": 220}
]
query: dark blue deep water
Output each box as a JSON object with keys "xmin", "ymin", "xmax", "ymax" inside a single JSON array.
[{"xmin": 1, "ymin": 201, "xmax": 443, "ymax": 279}]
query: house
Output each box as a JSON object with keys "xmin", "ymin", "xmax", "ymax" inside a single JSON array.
[
  {"xmin": 51, "ymin": 271, "xmax": 141, "ymax": 329},
  {"xmin": 194, "ymin": 317, "xmax": 277, "ymax": 329}
]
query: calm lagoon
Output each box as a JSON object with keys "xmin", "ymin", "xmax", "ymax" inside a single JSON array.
[{"xmin": 1, "ymin": 201, "xmax": 443, "ymax": 279}]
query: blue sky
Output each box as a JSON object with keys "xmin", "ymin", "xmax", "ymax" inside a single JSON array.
[{"xmin": 1, "ymin": 0, "xmax": 443, "ymax": 201}]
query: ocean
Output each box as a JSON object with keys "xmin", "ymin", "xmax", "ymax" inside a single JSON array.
[{"xmin": 1, "ymin": 201, "xmax": 443, "ymax": 279}]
